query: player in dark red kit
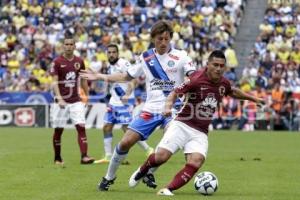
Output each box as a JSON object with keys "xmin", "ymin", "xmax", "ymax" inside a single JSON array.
[
  {"xmin": 129, "ymin": 50, "xmax": 265, "ymax": 195},
  {"xmin": 50, "ymin": 35, "xmax": 94, "ymax": 165}
]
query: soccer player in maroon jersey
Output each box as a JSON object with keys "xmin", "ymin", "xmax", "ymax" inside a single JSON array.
[
  {"xmin": 129, "ymin": 50, "xmax": 265, "ymax": 195},
  {"xmin": 50, "ymin": 35, "xmax": 94, "ymax": 165}
]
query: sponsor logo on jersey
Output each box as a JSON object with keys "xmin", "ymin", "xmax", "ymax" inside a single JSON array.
[
  {"xmin": 201, "ymin": 96, "xmax": 217, "ymax": 108},
  {"xmin": 61, "ymin": 64, "xmax": 66, "ymax": 68},
  {"xmin": 168, "ymin": 54, "xmax": 179, "ymax": 60},
  {"xmin": 150, "ymin": 78, "xmax": 175, "ymax": 91},
  {"xmin": 64, "ymin": 71, "xmax": 76, "ymax": 87}
]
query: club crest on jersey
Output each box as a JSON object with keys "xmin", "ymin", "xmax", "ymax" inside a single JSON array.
[
  {"xmin": 167, "ymin": 60, "xmax": 175, "ymax": 67},
  {"xmin": 219, "ymin": 86, "xmax": 226, "ymax": 96},
  {"xmin": 74, "ymin": 62, "xmax": 81, "ymax": 70}
]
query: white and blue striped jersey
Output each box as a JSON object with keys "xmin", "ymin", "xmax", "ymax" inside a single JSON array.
[
  {"xmin": 109, "ymin": 58, "xmax": 135, "ymax": 106},
  {"xmin": 127, "ymin": 48, "xmax": 195, "ymax": 113}
]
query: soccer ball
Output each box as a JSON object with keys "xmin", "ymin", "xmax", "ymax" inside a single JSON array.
[{"xmin": 194, "ymin": 171, "xmax": 218, "ymax": 195}]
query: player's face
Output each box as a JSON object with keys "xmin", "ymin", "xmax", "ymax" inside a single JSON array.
[
  {"xmin": 207, "ymin": 57, "xmax": 226, "ymax": 82},
  {"xmin": 107, "ymin": 47, "xmax": 119, "ymax": 64},
  {"xmin": 153, "ymin": 31, "xmax": 171, "ymax": 55},
  {"xmin": 63, "ymin": 39, "xmax": 75, "ymax": 56}
]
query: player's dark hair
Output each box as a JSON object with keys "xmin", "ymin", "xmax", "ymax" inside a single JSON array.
[
  {"xmin": 107, "ymin": 43, "xmax": 119, "ymax": 52},
  {"xmin": 150, "ymin": 20, "xmax": 173, "ymax": 39},
  {"xmin": 62, "ymin": 33, "xmax": 75, "ymax": 44},
  {"xmin": 208, "ymin": 50, "xmax": 226, "ymax": 62}
]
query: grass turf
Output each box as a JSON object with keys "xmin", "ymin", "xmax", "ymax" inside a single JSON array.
[{"xmin": 1, "ymin": 128, "xmax": 300, "ymax": 200}]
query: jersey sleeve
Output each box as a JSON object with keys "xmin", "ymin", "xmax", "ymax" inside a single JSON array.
[
  {"xmin": 123, "ymin": 59, "xmax": 132, "ymax": 72},
  {"xmin": 127, "ymin": 56, "xmax": 144, "ymax": 78},
  {"xmin": 81, "ymin": 58, "xmax": 85, "ymax": 70},
  {"xmin": 224, "ymin": 79, "xmax": 233, "ymax": 96},
  {"xmin": 174, "ymin": 75, "xmax": 197, "ymax": 94},
  {"xmin": 181, "ymin": 51, "xmax": 196, "ymax": 76}
]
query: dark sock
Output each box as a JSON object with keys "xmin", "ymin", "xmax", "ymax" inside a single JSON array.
[
  {"xmin": 167, "ymin": 163, "xmax": 199, "ymax": 191},
  {"xmin": 140, "ymin": 153, "xmax": 162, "ymax": 175},
  {"xmin": 75, "ymin": 124, "xmax": 88, "ymax": 158},
  {"xmin": 53, "ymin": 128, "xmax": 64, "ymax": 160}
]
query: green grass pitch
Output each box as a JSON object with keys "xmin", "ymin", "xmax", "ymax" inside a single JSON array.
[{"xmin": 1, "ymin": 128, "xmax": 300, "ymax": 200}]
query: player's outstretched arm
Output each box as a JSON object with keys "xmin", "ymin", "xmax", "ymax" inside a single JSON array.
[
  {"xmin": 162, "ymin": 91, "xmax": 178, "ymax": 117},
  {"xmin": 229, "ymin": 87, "xmax": 265, "ymax": 105},
  {"xmin": 79, "ymin": 70, "xmax": 133, "ymax": 82}
]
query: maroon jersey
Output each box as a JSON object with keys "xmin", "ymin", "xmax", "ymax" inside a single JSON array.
[
  {"xmin": 175, "ymin": 68, "xmax": 232, "ymax": 134},
  {"xmin": 50, "ymin": 55, "xmax": 85, "ymax": 103}
]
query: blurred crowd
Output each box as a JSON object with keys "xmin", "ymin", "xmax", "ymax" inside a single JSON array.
[
  {"xmin": 214, "ymin": 1, "xmax": 300, "ymax": 131},
  {"xmin": 0, "ymin": 0, "xmax": 243, "ymax": 93}
]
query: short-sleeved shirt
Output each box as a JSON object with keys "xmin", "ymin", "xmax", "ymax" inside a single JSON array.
[
  {"xmin": 175, "ymin": 68, "xmax": 232, "ymax": 134},
  {"xmin": 127, "ymin": 48, "xmax": 195, "ymax": 113},
  {"xmin": 109, "ymin": 58, "xmax": 135, "ymax": 106},
  {"xmin": 50, "ymin": 55, "xmax": 85, "ymax": 103}
]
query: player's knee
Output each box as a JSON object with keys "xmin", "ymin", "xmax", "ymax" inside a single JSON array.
[
  {"xmin": 103, "ymin": 124, "xmax": 113, "ymax": 133},
  {"xmin": 188, "ymin": 155, "xmax": 205, "ymax": 169},
  {"xmin": 155, "ymin": 149, "xmax": 172, "ymax": 164},
  {"xmin": 118, "ymin": 138, "xmax": 134, "ymax": 152}
]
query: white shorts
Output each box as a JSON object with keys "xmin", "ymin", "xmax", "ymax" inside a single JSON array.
[
  {"xmin": 157, "ymin": 120, "xmax": 208, "ymax": 158},
  {"xmin": 50, "ymin": 102, "xmax": 86, "ymax": 128}
]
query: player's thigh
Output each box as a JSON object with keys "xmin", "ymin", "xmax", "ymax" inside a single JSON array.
[
  {"xmin": 118, "ymin": 129, "xmax": 142, "ymax": 151},
  {"xmin": 51, "ymin": 103, "xmax": 69, "ymax": 128},
  {"xmin": 157, "ymin": 120, "xmax": 189, "ymax": 154},
  {"xmin": 69, "ymin": 102, "xmax": 86, "ymax": 125},
  {"xmin": 183, "ymin": 129, "xmax": 208, "ymax": 159}
]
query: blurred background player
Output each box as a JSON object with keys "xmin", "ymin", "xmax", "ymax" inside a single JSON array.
[
  {"xmin": 129, "ymin": 50, "xmax": 265, "ymax": 196},
  {"xmin": 94, "ymin": 44, "xmax": 153, "ymax": 164},
  {"xmin": 50, "ymin": 34, "xmax": 94, "ymax": 165},
  {"xmin": 80, "ymin": 20, "xmax": 196, "ymax": 191}
]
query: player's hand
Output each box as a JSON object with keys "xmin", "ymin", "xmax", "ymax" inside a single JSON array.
[
  {"xmin": 256, "ymin": 98, "xmax": 265, "ymax": 105},
  {"xmin": 58, "ymin": 99, "xmax": 67, "ymax": 108},
  {"xmin": 256, "ymin": 98, "xmax": 266, "ymax": 110},
  {"xmin": 79, "ymin": 70, "xmax": 105, "ymax": 81},
  {"xmin": 162, "ymin": 108, "xmax": 172, "ymax": 117}
]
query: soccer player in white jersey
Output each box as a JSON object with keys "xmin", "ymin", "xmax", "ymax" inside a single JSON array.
[
  {"xmin": 94, "ymin": 44, "xmax": 154, "ymax": 164},
  {"xmin": 80, "ymin": 20, "xmax": 196, "ymax": 191}
]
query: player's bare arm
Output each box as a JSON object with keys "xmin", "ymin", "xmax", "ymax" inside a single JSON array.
[
  {"xmin": 80, "ymin": 70, "xmax": 133, "ymax": 82},
  {"xmin": 229, "ymin": 87, "xmax": 265, "ymax": 104},
  {"xmin": 162, "ymin": 91, "xmax": 178, "ymax": 117},
  {"xmin": 81, "ymin": 78, "xmax": 89, "ymax": 102},
  {"xmin": 121, "ymin": 79, "xmax": 137, "ymax": 104},
  {"xmin": 52, "ymin": 75, "xmax": 67, "ymax": 107}
]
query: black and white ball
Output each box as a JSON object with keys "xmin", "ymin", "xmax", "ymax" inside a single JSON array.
[{"xmin": 194, "ymin": 171, "xmax": 218, "ymax": 195}]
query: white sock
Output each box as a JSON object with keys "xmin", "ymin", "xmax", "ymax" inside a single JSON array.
[
  {"xmin": 103, "ymin": 133, "xmax": 113, "ymax": 157},
  {"xmin": 137, "ymin": 140, "xmax": 151, "ymax": 151},
  {"xmin": 149, "ymin": 167, "xmax": 158, "ymax": 174},
  {"xmin": 105, "ymin": 144, "xmax": 128, "ymax": 180}
]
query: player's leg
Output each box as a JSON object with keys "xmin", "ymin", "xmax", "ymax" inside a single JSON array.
[
  {"xmin": 98, "ymin": 112, "xmax": 163, "ymax": 191},
  {"xmin": 158, "ymin": 121, "xmax": 208, "ymax": 195},
  {"xmin": 98, "ymin": 129, "xmax": 141, "ymax": 191},
  {"xmin": 94, "ymin": 123, "xmax": 114, "ymax": 164},
  {"xmin": 51, "ymin": 103, "xmax": 68, "ymax": 165},
  {"xmin": 122, "ymin": 124, "xmax": 154, "ymax": 156},
  {"xmin": 144, "ymin": 117, "xmax": 173, "ymax": 184},
  {"xmin": 129, "ymin": 120, "xmax": 185, "ymax": 188},
  {"xmin": 161, "ymin": 153, "xmax": 204, "ymax": 194},
  {"xmin": 70, "ymin": 102, "xmax": 94, "ymax": 164}
]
